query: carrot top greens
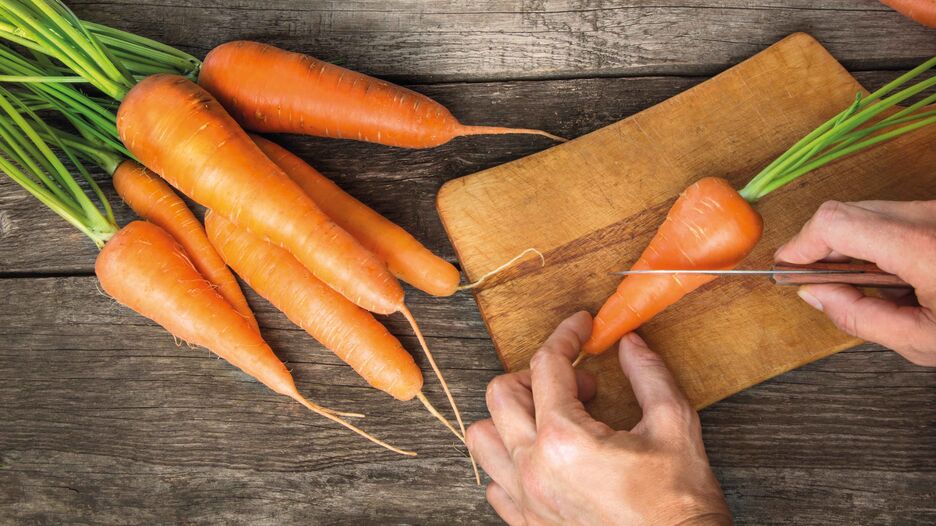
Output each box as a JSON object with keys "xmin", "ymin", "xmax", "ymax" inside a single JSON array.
[{"xmin": 739, "ymin": 55, "xmax": 936, "ymax": 202}]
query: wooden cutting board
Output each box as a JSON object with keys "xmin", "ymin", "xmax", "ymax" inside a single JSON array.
[{"xmin": 436, "ymin": 33, "xmax": 936, "ymax": 430}]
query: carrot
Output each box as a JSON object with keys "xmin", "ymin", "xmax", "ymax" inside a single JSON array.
[
  {"xmin": 112, "ymin": 160, "xmax": 258, "ymax": 331},
  {"xmin": 879, "ymin": 0, "xmax": 936, "ymax": 27},
  {"xmin": 251, "ymin": 135, "xmax": 461, "ymax": 297},
  {"xmin": 205, "ymin": 210, "xmax": 424, "ymax": 400},
  {"xmin": 96, "ymin": 221, "xmax": 414, "ymax": 456},
  {"xmin": 581, "ymin": 178, "xmax": 763, "ymax": 355},
  {"xmin": 116, "ymin": 74, "xmax": 403, "ymax": 315},
  {"xmin": 205, "ymin": 211, "xmax": 467, "ymax": 443},
  {"xmin": 198, "ymin": 41, "xmax": 565, "ymax": 149}
]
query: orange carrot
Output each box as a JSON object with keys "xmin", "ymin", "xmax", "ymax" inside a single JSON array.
[
  {"xmin": 252, "ymin": 135, "xmax": 461, "ymax": 297},
  {"xmin": 198, "ymin": 41, "xmax": 565, "ymax": 149},
  {"xmin": 581, "ymin": 178, "xmax": 763, "ymax": 355},
  {"xmin": 206, "ymin": 212, "xmax": 467, "ymax": 445},
  {"xmin": 96, "ymin": 221, "xmax": 414, "ymax": 455},
  {"xmin": 879, "ymin": 0, "xmax": 936, "ymax": 27},
  {"xmin": 112, "ymin": 160, "xmax": 258, "ymax": 331},
  {"xmin": 116, "ymin": 74, "xmax": 403, "ymax": 315},
  {"xmin": 205, "ymin": 210, "xmax": 424, "ymax": 401}
]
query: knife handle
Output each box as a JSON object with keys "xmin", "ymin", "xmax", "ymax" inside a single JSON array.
[{"xmin": 771, "ymin": 262, "xmax": 911, "ymax": 288}]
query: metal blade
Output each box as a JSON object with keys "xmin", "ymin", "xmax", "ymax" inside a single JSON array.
[{"xmin": 610, "ymin": 269, "xmax": 865, "ymax": 276}]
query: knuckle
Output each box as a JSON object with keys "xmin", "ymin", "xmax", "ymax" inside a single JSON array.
[{"xmin": 815, "ymin": 200, "xmax": 848, "ymax": 224}]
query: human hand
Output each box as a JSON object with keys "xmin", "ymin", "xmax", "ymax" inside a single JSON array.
[
  {"xmin": 775, "ymin": 200, "xmax": 936, "ymax": 366},
  {"xmin": 466, "ymin": 312, "xmax": 730, "ymax": 525}
]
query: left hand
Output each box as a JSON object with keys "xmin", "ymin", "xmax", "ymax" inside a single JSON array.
[{"xmin": 466, "ymin": 311, "xmax": 730, "ymax": 526}]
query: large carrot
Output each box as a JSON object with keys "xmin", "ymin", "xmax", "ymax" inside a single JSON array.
[
  {"xmin": 112, "ymin": 160, "xmax": 258, "ymax": 331},
  {"xmin": 96, "ymin": 221, "xmax": 414, "ymax": 456},
  {"xmin": 879, "ymin": 0, "xmax": 936, "ymax": 27},
  {"xmin": 205, "ymin": 212, "xmax": 468, "ymax": 447},
  {"xmin": 198, "ymin": 41, "xmax": 564, "ymax": 149},
  {"xmin": 116, "ymin": 74, "xmax": 402, "ymax": 315},
  {"xmin": 252, "ymin": 135, "xmax": 461, "ymax": 297},
  {"xmin": 581, "ymin": 178, "xmax": 763, "ymax": 355},
  {"xmin": 205, "ymin": 211, "xmax": 424, "ymax": 400}
]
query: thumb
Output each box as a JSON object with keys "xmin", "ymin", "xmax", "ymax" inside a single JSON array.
[
  {"xmin": 618, "ymin": 333, "xmax": 694, "ymax": 433},
  {"xmin": 798, "ymin": 284, "xmax": 936, "ymax": 366}
]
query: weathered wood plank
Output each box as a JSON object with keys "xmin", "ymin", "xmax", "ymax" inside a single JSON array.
[
  {"xmin": 1, "ymin": 276, "xmax": 935, "ymax": 523},
  {"xmin": 0, "ymin": 71, "xmax": 910, "ymax": 274},
  {"xmin": 67, "ymin": 1, "xmax": 935, "ymax": 82}
]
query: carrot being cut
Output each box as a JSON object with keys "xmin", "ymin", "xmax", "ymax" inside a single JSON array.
[
  {"xmin": 199, "ymin": 41, "xmax": 565, "ymax": 149},
  {"xmin": 205, "ymin": 212, "xmax": 467, "ymax": 444},
  {"xmin": 252, "ymin": 135, "xmax": 461, "ymax": 297},
  {"xmin": 112, "ymin": 160, "xmax": 258, "ymax": 332},
  {"xmin": 116, "ymin": 74, "xmax": 402, "ymax": 315},
  {"xmin": 96, "ymin": 221, "xmax": 414, "ymax": 456},
  {"xmin": 581, "ymin": 55, "xmax": 936, "ymax": 358},
  {"xmin": 879, "ymin": 0, "xmax": 936, "ymax": 27},
  {"xmin": 581, "ymin": 178, "xmax": 763, "ymax": 355}
]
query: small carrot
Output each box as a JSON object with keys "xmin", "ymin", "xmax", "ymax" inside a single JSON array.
[
  {"xmin": 96, "ymin": 221, "xmax": 414, "ymax": 456},
  {"xmin": 199, "ymin": 41, "xmax": 565, "ymax": 149},
  {"xmin": 116, "ymin": 74, "xmax": 403, "ymax": 315},
  {"xmin": 206, "ymin": 211, "xmax": 467, "ymax": 445},
  {"xmin": 112, "ymin": 160, "xmax": 258, "ymax": 331},
  {"xmin": 252, "ymin": 135, "xmax": 461, "ymax": 297},
  {"xmin": 581, "ymin": 177, "xmax": 763, "ymax": 355},
  {"xmin": 879, "ymin": 0, "xmax": 936, "ymax": 27}
]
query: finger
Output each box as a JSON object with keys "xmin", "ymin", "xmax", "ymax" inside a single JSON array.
[
  {"xmin": 466, "ymin": 419, "xmax": 520, "ymax": 495},
  {"xmin": 500, "ymin": 367, "xmax": 597, "ymax": 402},
  {"xmin": 618, "ymin": 332, "xmax": 695, "ymax": 433},
  {"xmin": 799, "ymin": 284, "xmax": 936, "ymax": 366},
  {"xmin": 487, "ymin": 482, "xmax": 527, "ymax": 526},
  {"xmin": 851, "ymin": 200, "xmax": 936, "ymax": 226},
  {"xmin": 530, "ymin": 311, "xmax": 593, "ymax": 425},
  {"xmin": 774, "ymin": 201, "xmax": 934, "ymax": 285},
  {"xmin": 486, "ymin": 372, "xmax": 536, "ymax": 453}
]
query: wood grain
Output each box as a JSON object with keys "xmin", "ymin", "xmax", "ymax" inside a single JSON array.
[
  {"xmin": 1, "ymin": 276, "xmax": 934, "ymax": 524},
  {"xmin": 1, "ymin": 0, "xmax": 935, "ymax": 523},
  {"xmin": 66, "ymin": 0, "xmax": 935, "ymax": 82},
  {"xmin": 437, "ymin": 33, "xmax": 936, "ymax": 429}
]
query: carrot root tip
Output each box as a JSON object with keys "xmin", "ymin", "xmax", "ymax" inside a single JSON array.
[
  {"xmin": 290, "ymin": 392, "xmax": 415, "ymax": 456},
  {"xmin": 459, "ymin": 125, "xmax": 567, "ymax": 143},
  {"xmin": 417, "ymin": 391, "xmax": 464, "ymax": 443},
  {"xmin": 458, "ymin": 248, "xmax": 544, "ymax": 292},
  {"xmin": 571, "ymin": 351, "xmax": 587, "ymax": 368}
]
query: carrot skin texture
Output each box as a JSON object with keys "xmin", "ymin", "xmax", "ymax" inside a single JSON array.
[
  {"xmin": 252, "ymin": 136, "xmax": 461, "ymax": 297},
  {"xmin": 96, "ymin": 221, "xmax": 298, "ymax": 396},
  {"xmin": 582, "ymin": 177, "xmax": 764, "ymax": 355},
  {"xmin": 112, "ymin": 160, "xmax": 258, "ymax": 331},
  {"xmin": 206, "ymin": 211, "xmax": 424, "ymax": 401},
  {"xmin": 199, "ymin": 41, "xmax": 563, "ymax": 149},
  {"xmin": 117, "ymin": 74, "xmax": 404, "ymax": 314},
  {"xmin": 879, "ymin": 0, "xmax": 936, "ymax": 27}
]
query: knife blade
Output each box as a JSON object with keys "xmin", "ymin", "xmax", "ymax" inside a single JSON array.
[{"xmin": 611, "ymin": 262, "xmax": 910, "ymax": 288}]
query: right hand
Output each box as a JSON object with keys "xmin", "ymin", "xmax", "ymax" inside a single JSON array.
[{"xmin": 774, "ymin": 200, "xmax": 936, "ymax": 366}]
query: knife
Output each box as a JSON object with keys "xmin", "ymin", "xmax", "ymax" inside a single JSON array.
[{"xmin": 612, "ymin": 261, "xmax": 911, "ymax": 288}]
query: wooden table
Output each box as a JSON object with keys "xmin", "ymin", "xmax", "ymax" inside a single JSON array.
[{"xmin": 2, "ymin": 2, "xmax": 935, "ymax": 524}]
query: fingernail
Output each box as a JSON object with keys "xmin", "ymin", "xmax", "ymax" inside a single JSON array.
[
  {"xmin": 798, "ymin": 288, "xmax": 823, "ymax": 311},
  {"xmin": 622, "ymin": 332, "xmax": 645, "ymax": 346}
]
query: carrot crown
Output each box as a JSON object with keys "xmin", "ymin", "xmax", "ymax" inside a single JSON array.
[{"xmin": 739, "ymin": 54, "xmax": 936, "ymax": 202}]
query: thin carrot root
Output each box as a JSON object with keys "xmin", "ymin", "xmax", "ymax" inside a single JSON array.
[
  {"xmin": 458, "ymin": 248, "xmax": 545, "ymax": 291},
  {"xmin": 401, "ymin": 306, "xmax": 479, "ymax": 483},
  {"xmin": 459, "ymin": 125, "xmax": 567, "ymax": 143},
  {"xmin": 572, "ymin": 351, "xmax": 587, "ymax": 368},
  {"xmin": 417, "ymin": 391, "xmax": 464, "ymax": 443},
  {"xmin": 318, "ymin": 407, "xmax": 366, "ymax": 419},
  {"xmin": 289, "ymin": 393, "xmax": 416, "ymax": 456}
]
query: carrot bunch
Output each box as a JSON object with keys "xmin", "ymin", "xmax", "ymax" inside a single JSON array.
[{"xmin": 0, "ymin": 0, "xmax": 565, "ymax": 476}]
